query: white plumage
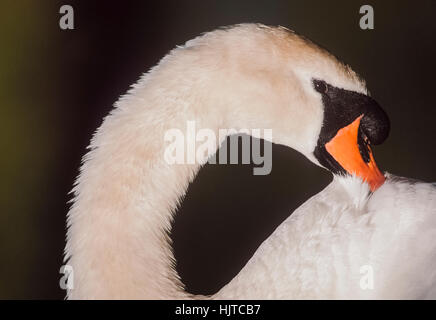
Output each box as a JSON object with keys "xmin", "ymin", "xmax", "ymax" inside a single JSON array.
[
  {"xmin": 216, "ymin": 174, "xmax": 436, "ymax": 299},
  {"xmin": 64, "ymin": 24, "xmax": 436, "ymax": 299}
]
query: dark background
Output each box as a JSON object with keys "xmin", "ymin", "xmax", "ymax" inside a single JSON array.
[{"xmin": 0, "ymin": 0, "xmax": 435, "ymax": 299}]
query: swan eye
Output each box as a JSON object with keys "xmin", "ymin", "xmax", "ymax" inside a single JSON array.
[{"xmin": 313, "ymin": 79, "xmax": 328, "ymax": 94}]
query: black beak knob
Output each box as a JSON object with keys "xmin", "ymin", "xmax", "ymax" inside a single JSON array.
[{"xmin": 360, "ymin": 97, "xmax": 390, "ymax": 145}]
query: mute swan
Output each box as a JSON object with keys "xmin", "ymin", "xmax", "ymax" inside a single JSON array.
[{"xmin": 65, "ymin": 24, "xmax": 436, "ymax": 299}]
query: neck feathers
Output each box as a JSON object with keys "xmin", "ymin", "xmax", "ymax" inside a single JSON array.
[{"xmin": 65, "ymin": 69, "xmax": 217, "ymax": 299}]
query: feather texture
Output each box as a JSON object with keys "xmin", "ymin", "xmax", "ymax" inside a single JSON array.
[{"xmin": 64, "ymin": 24, "xmax": 436, "ymax": 299}]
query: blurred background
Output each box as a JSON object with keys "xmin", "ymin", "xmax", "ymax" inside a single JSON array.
[{"xmin": 0, "ymin": 0, "xmax": 435, "ymax": 299}]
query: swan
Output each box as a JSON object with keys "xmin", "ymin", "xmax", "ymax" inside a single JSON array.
[{"xmin": 64, "ymin": 24, "xmax": 436, "ymax": 299}]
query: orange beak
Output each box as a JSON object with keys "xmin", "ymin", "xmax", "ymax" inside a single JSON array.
[{"xmin": 325, "ymin": 116, "xmax": 385, "ymax": 191}]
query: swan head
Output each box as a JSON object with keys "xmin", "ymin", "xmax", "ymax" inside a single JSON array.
[
  {"xmin": 311, "ymin": 78, "xmax": 389, "ymax": 191},
  {"xmin": 158, "ymin": 24, "xmax": 390, "ymax": 190}
]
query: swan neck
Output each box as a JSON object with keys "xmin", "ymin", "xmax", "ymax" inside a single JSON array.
[{"xmin": 66, "ymin": 78, "xmax": 235, "ymax": 298}]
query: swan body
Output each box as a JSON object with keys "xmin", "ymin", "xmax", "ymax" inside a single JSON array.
[
  {"xmin": 215, "ymin": 175, "xmax": 436, "ymax": 299},
  {"xmin": 65, "ymin": 24, "xmax": 436, "ymax": 299}
]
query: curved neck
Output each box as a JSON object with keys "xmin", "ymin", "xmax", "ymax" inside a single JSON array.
[
  {"xmin": 65, "ymin": 66, "xmax": 269, "ymax": 298},
  {"xmin": 65, "ymin": 51, "xmax": 315, "ymax": 299}
]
